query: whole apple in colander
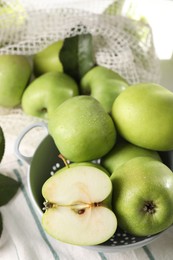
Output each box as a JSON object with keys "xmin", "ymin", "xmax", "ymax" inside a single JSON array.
[
  {"xmin": 48, "ymin": 95, "xmax": 117, "ymax": 162},
  {"xmin": 111, "ymin": 156, "xmax": 173, "ymax": 236}
]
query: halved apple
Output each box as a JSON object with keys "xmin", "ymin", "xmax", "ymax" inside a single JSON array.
[{"xmin": 42, "ymin": 164, "xmax": 117, "ymax": 246}]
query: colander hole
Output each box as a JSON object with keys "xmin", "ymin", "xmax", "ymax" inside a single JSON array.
[{"xmin": 56, "ymin": 163, "xmax": 60, "ymax": 168}]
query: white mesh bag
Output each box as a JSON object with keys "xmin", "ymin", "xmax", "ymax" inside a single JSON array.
[{"xmin": 0, "ymin": 0, "xmax": 160, "ymax": 148}]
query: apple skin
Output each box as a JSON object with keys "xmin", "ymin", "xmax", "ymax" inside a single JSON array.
[
  {"xmin": 33, "ymin": 41, "xmax": 63, "ymax": 76},
  {"xmin": 48, "ymin": 95, "xmax": 117, "ymax": 162},
  {"xmin": 101, "ymin": 139, "xmax": 162, "ymax": 174},
  {"xmin": 66, "ymin": 161, "xmax": 111, "ymax": 176},
  {"xmin": 111, "ymin": 156, "xmax": 173, "ymax": 236},
  {"xmin": 0, "ymin": 55, "xmax": 31, "ymax": 108},
  {"xmin": 80, "ymin": 66, "xmax": 128, "ymax": 113},
  {"xmin": 81, "ymin": 66, "xmax": 127, "ymax": 84},
  {"xmin": 111, "ymin": 83, "xmax": 173, "ymax": 151},
  {"xmin": 21, "ymin": 71, "xmax": 79, "ymax": 119}
]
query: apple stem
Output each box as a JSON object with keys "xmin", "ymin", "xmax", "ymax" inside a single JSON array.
[{"xmin": 58, "ymin": 154, "xmax": 70, "ymax": 168}]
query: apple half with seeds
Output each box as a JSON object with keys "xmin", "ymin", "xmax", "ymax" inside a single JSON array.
[{"xmin": 42, "ymin": 163, "xmax": 117, "ymax": 246}]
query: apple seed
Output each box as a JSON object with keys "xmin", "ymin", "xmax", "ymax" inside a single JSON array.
[
  {"xmin": 94, "ymin": 202, "xmax": 102, "ymax": 207},
  {"xmin": 72, "ymin": 202, "xmax": 103, "ymax": 214}
]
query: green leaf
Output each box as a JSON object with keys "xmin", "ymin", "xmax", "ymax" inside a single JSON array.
[
  {"xmin": 0, "ymin": 212, "xmax": 2, "ymax": 238},
  {"xmin": 60, "ymin": 33, "xmax": 95, "ymax": 82},
  {"xmin": 0, "ymin": 174, "xmax": 19, "ymax": 206},
  {"xmin": 0, "ymin": 126, "xmax": 5, "ymax": 163}
]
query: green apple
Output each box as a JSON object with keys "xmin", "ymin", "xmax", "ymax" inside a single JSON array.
[
  {"xmin": 111, "ymin": 156, "xmax": 173, "ymax": 236},
  {"xmin": 0, "ymin": 127, "xmax": 5, "ymax": 163},
  {"xmin": 101, "ymin": 139, "xmax": 161, "ymax": 174},
  {"xmin": 0, "ymin": 55, "xmax": 31, "ymax": 107},
  {"xmin": 0, "ymin": 1, "xmax": 26, "ymax": 29},
  {"xmin": 21, "ymin": 71, "xmax": 79, "ymax": 119},
  {"xmin": 42, "ymin": 163, "xmax": 117, "ymax": 246},
  {"xmin": 80, "ymin": 66, "xmax": 128, "ymax": 113},
  {"xmin": 48, "ymin": 95, "xmax": 117, "ymax": 162},
  {"xmin": 33, "ymin": 41, "xmax": 63, "ymax": 76},
  {"xmin": 81, "ymin": 66, "xmax": 126, "ymax": 84},
  {"xmin": 111, "ymin": 83, "xmax": 173, "ymax": 151}
]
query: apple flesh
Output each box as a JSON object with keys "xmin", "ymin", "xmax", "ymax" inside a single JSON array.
[
  {"xmin": 48, "ymin": 95, "xmax": 117, "ymax": 162},
  {"xmin": 42, "ymin": 164, "xmax": 117, "ymax": 246},
  {"xmin": 33, "ymin": 41, "xmax": 63, "ymax": 76},
  {"xmin": 101, "ymin": 139, "xmax": 161, "ymax": 174},
  {"xmin": 111, "ymin": 156, "xmax": 173, "ymax": 236},
  {"xmin": 80, "ymin": 66, "xmax": 128, "ymax": 113},
  {"xmin": 21, "ymin": 71, "xmax": 79, "ymax": 119},
  {"xmin": 0, "ymin": 55, "xmax": 31, "ymax": 107},
  {"xmin": 111, "ymin": 83, "xmax": 173, "ymax": 151}
]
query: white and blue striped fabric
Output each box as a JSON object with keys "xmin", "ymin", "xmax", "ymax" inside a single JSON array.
[{"xmin": 0, "ymin": 135, "xmax": 173, "ymax": 260}]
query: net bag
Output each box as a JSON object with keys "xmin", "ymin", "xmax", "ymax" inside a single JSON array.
[{"xmin": 0, "ymin": 0, "xmax": 160, "ymax": 151}]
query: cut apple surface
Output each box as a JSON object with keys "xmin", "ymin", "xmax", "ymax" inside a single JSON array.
[{"xmin": 42, "ymin": 164, "xmax": 117, "ymax": 246}]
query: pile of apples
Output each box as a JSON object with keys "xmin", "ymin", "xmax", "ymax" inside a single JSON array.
[{"xmin": 1, "ymin": 39, "xmax": 173, "ymax": 247}]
